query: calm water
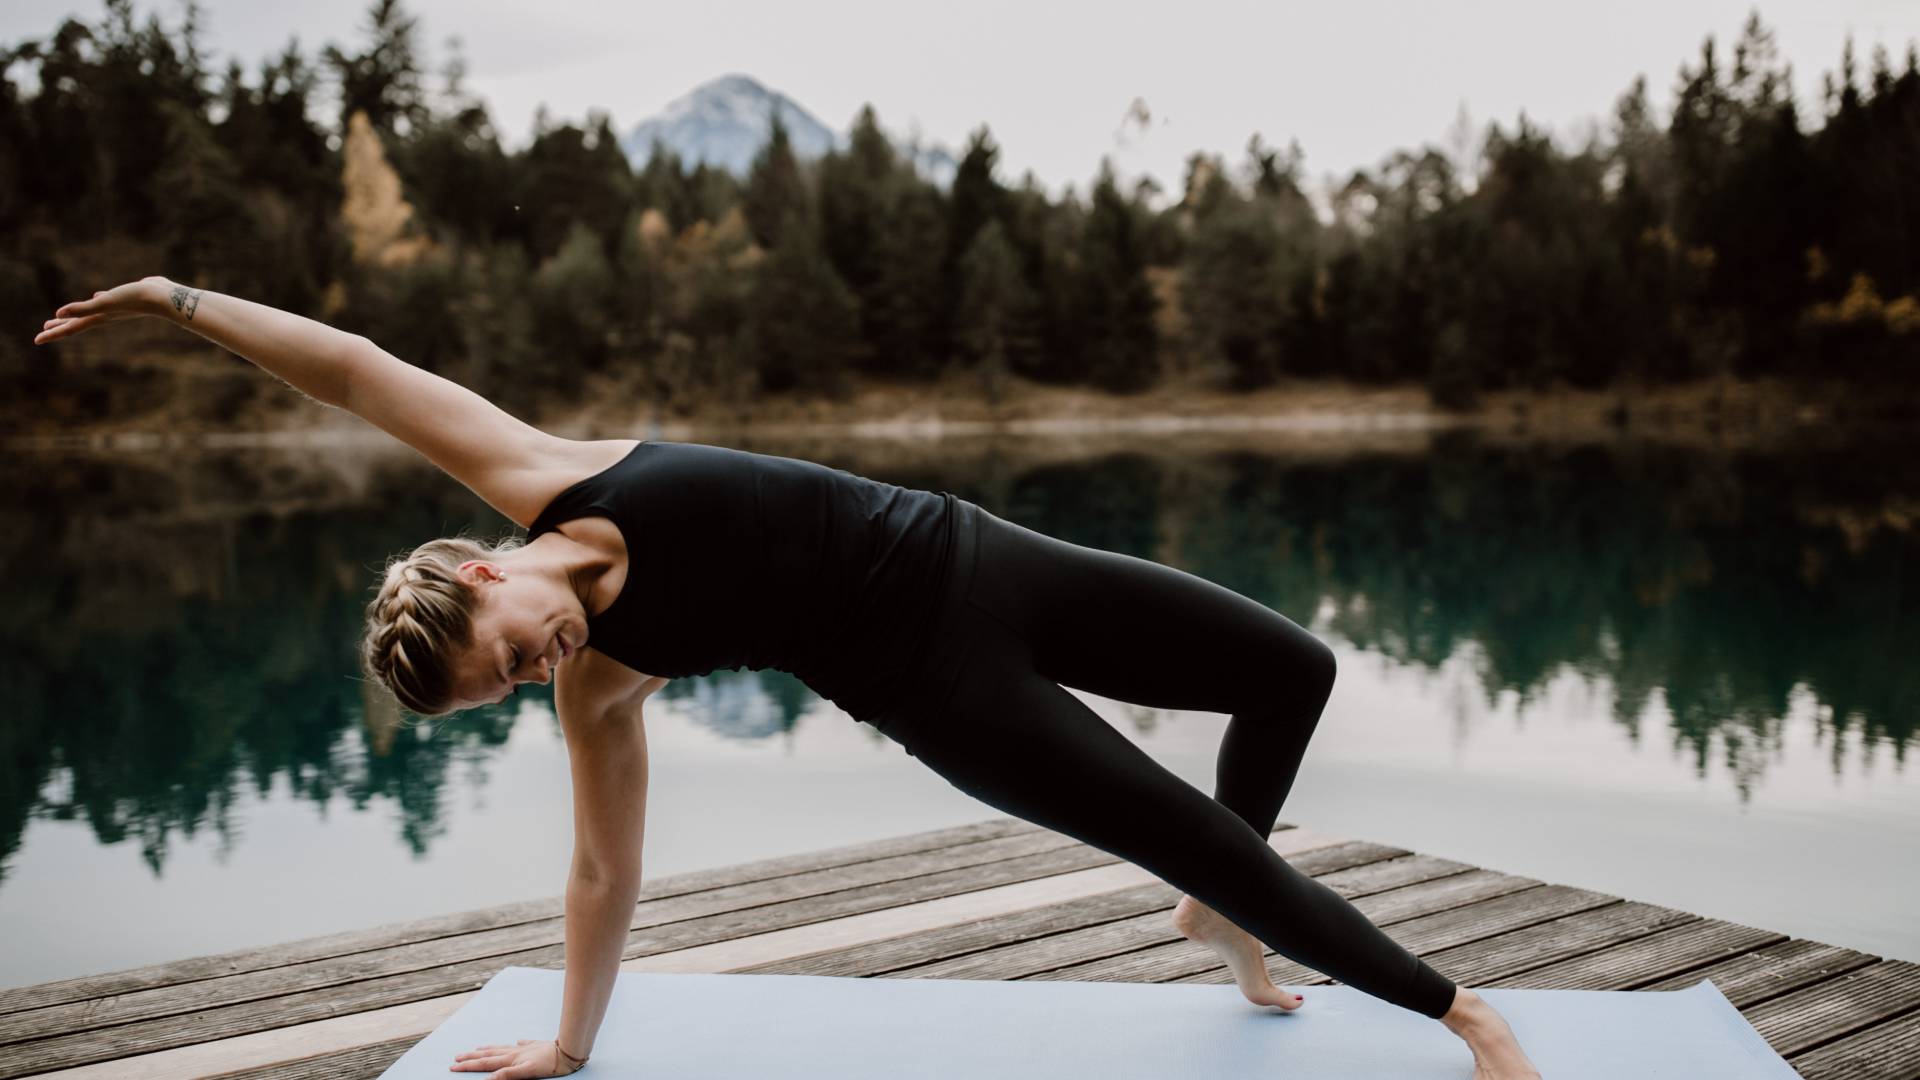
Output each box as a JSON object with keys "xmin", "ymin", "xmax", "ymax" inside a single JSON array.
[{"xmin": 1, "ymin": 427, "xmax": 1915, "ymax": 989}]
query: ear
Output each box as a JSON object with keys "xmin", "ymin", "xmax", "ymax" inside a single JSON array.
[{"xmin": 457, "ymin": 559, "xmax": 506, "ymax": 586}]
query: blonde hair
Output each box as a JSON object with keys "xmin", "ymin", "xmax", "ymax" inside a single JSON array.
[{"xmin": 360, "ymin": 534, "xmax": 524, "ymax": 717}]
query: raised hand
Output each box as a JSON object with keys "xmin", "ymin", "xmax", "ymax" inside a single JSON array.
[
  {"xmin": 33, "ymin": 277, "xmax": 189, "ymax": 345},
  {"xmin": 449, "ymin": 1037, "xmax": 585, "ymax": 1078}
]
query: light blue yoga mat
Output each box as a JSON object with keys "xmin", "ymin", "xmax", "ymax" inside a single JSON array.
[{"xmin": 382, "ymin": 966, "xmax": 1802, "ymax": 1078}]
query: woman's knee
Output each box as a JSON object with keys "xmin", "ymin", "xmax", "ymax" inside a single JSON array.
[
  {"xmin": 1303, "ymin": 634, "xmax": 1337, "ymax": 703},
  {"xmin": 1236, "ymin": 628, "xmax": 1336, "ymax": 718}
]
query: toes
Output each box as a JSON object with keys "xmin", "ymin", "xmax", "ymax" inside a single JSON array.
[{"xmin": 1256, "ymin": 987, "xmax": 1305, "ymax": 1010}]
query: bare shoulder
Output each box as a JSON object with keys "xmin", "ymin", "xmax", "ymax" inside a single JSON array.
[
  {"xmin": 518, "ymin": 438, "xmax": 645, "ymax": 528},
  {"xmin": 540, "ymin": 437, "xmax": 645, "ymax": 490}
]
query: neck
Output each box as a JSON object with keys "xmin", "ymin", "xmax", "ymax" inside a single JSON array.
[{"xmin": 516, "ymin": 533, "xmax": 601, "ymax": 612}]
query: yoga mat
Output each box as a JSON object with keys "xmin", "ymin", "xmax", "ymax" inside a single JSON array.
[{"xmin": 382, "ymin": 966, "xmax": 1803, "ymax": 1078}]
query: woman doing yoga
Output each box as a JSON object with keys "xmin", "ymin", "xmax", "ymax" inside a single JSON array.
[{"xmin": 37, "ymin": 278, "xmax": 1543, "ymax": 1080}]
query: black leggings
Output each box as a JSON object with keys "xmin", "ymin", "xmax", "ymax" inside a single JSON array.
[{"xmin": 874, "ymin": 498, "xmax": 1459, "ymax": 1020}]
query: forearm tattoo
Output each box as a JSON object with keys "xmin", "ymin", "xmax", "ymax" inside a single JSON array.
[{"xmin": 169, "ymin": 284, "xmax": 203, "ymax": 321}]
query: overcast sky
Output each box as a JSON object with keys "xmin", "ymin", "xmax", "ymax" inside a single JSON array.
[{"xmin": 6, "ymin": 0, "xmax": 1918, "ymax": 201}]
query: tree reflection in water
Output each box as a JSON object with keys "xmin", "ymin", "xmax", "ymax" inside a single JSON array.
[{"xmin": 0, "ymin": 427, "xmax": 1912, "ymax": 882}]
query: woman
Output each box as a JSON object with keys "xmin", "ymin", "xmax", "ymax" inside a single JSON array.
[{"xmin": 37, "ymin": 278, "xmax": 1542, "ymax": 1080}]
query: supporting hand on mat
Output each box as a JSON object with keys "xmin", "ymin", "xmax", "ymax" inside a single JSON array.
[
  {"xmin": 448, "ymin": 1037, "xmax": 583, "ymax": 1077},
  {"xmin": 33, "ymin": 278, "xmax": 174, "ymax": 344}
]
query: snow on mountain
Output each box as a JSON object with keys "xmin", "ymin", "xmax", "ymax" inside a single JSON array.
[{"xmin": 620, "ymin": 73, "xmax": 958, "ymax": 188}]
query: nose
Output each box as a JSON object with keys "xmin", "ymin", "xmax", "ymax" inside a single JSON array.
[{"xmin": 533, "ymin": 654, "xmax": 552, "ymax": 684}]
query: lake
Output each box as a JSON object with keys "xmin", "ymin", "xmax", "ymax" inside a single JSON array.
[{"xmin": 1, "ymin": 424, "xmax": 1915, "ymax": 989}]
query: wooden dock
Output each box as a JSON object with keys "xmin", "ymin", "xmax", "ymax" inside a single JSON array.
[{"xmin": 1, "ymin": 818, "xmax": 1914, "ymax": 1079}]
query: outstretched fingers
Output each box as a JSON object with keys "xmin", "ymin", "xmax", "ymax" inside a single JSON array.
[
  {"xmin": 33, "ymin": 314, "xmax": 101, "ymax": 344},
  {"xmin": 449, "ymin": 1049, "xmax": 510, "ymax": 1071},
  {"xmin": 59, "ymin": 291, "xmax": 103, "ymax": 314}
]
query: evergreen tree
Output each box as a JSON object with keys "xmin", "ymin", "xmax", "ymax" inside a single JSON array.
[
  {"xmin": 745, "ymin": 223, "xmax": 859, "ymax": 395},
  {"xmin": 866, "ymin": 180, "xmax": 948, "ymax": 378},
  {"xmin": 530, "ymin": 221, "xmax": 617, "ymax": 389},
  {"xmin": 955, "ymin": 220, "xmax": 1033, "ymax": 404},
  {"xmin": 1076, "ymin": 160, "xmax": 1159, "ymax": 392},
  {"xmin": 395, "ymin": 99, "xmax": 514, "ymax": 251},
  {"xmin": 153, "ymin": 98, "xmax": 250, "ymax": 288},
  {"xmin": 685, "ymin": 162, "xmax": 741, "ymax": 226},
  {"xmin": 514, "ymin": 109, "xmax": 636, "ymax": 261},
  {"xmin": 947, "ymin": 125, "xmax": 1008, "ymax": 284},
  {"xmin": 994, "ymin": 173, "xmax": 1065, "ymax": 382},
  {"xmin": 1176, "ymin": 137, "xmax": 1329, "ymax": 389},
  {"xmin": 1181, "ymin": 166, "xmax": 1285, "ymax": 388},
  {"xmin": 3, "ymin": 1, "xmax": 1918, "ymax": 419},
  {"xmin": 321, "ymin": 0, "xmax": 428, "ymax": 136},
  {"xmin": 634, "ymin": 138, "xmax": 698, "ymax": 234},
  {"xmin": 816, "ymin": 105, "xmax": 899, "ymax": 372},
  {"xmin": 1608, "ymin": 75, "xmax": 1684, "ymax": 383},
  {"xmin": 742, "ymin": 108, "xmax": 809, "ymax": 251}
]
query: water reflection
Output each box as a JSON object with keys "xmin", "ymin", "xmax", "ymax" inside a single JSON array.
[{"xmin": 0, "ymin": 428, "xmax": 1912, "ymax": 887}]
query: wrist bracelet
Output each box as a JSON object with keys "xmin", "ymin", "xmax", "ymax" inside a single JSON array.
[{"xmin": 554, "ymin": 1037, "xmax": 589, "ymax": 1073}]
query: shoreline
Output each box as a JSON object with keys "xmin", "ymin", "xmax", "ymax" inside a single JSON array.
[{"xmin": 4, "ymin": 370, "xmax": 1906, "ymax": 455}]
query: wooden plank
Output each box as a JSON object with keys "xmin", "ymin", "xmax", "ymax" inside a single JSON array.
[
  {"xmin": 1347, "ymin": 869, "xmax": 1543, "ymax": 926},
  {"xmin": 1640, "ymin": 939, "xmax": 1882, "ymax": 1005},
  {"xmin": 1375, "ymin": 884, "xmax": 1622, "ymax": 955},
  {"xmin": 18, "ymin": 827, "xmax": 1352, "ymax": 1079},
  {"xmin": 622, "ymin": 828, "xmax": 1350, "ymax": 979},
  {"xmin": 1422, "ymin": 901, "xmax": 1702, "ymax": 987},
  {"xmin": 747, "ymin": 881, "xmax": 1193, "ymax": 979},
  {"xmin": 22, "ymin": 814, "xmax": 1906, "ymax": 1080},
  {"xmin": 1479, "ymin": 919, "xmax": 1786, "ymax": 991},
  {"xmin": 1744, "ymin": 960, "xmax": 1920, "ymax": 1059},
  {"xmin": 0, "ymin": 817, "xmax": 1047, "ymax": 1018},
  {"xmin": 0, "ymin": 826, "xmax": 1087, "ymax": 1051},
  {"xmin": 746, "ymin": 842, "xmax": 1423, "ymax": 979},
  {"xmin": 895, "ymin": 848, "xmax": 1472, "ymax": 982},
  {"xmin": 1173, "ymin": 884, "xmax": 1623, "ymax": 990},
  {"xmin": 1790, "ymin": 1008, "xmax": 1920, "ymax": 1080},
  {"xmin": 6, "ymin": 832, "xmax": 1114, "ymax": 1076},
  {"xmin": 202, "ymin": 1036, "xmax": 412, "ymax": 1080},
  {"xmin": 1312, "ymin": 853, "xmax": 1481, "ymax": 897},
  {"xmin": 1043, "ymin": 869, "xmax": 1549, "ymax": 986}
]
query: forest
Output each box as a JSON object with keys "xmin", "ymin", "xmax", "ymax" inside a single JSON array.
[{"xmin": 2, "ymin": 0, "xmax": 1916, "ymax": 423}]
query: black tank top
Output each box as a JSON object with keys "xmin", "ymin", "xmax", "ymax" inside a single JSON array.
[{"xmin": 525, "ymin": 440, "xmax": 958, "ymax": 722}]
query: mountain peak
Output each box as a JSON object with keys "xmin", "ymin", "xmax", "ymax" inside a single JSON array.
[
  {"xmin": 621, "ymin": 75, "xmax": 957, "ymax": 187},
  {"xmin": 622, "ymin": 74, "xmax": 839, "ymax": 176}
]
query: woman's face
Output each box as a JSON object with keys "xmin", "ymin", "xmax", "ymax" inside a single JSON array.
[{"xmin": 447, "ymin": 560, "xmax": 588, "ymax": 710}]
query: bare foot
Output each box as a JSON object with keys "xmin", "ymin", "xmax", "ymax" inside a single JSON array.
[
  {"xmin": 1441, "ymin": 987, "xmax": 1543, "ymax": 1079},
  {"xmin": 1171, "ymin": 894, "xmax": 1304, "ymax": 1011}
]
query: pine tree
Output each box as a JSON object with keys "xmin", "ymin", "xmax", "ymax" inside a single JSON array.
[
  {"xmin": 321, "ymin": 0, "xmax": 428, "ymax": 136},
  {"xmin": 867, "ymin": 180, "xmax": 948, "ymax": 378},
  {"xmin": 816, "ymin": 105, "xmax": 898, "ymax": 371},
  {"xmin": 635, "ymin": 138, "xmax": 697, "ymax": 234},
  {"xmin": 746, "ymin": 222, "xmax": 859, "ymax": 395},
  {"xmin": 743, "ymin": 108, "xmax": 809, "ymax": 251},
  {"xmin": 947, "ymin": 125, "xmax": 1007, "ymax": 284},
  {"xmin": 1077, "ymin": 160, "xmax": 1159, "ymax": 393},
  {"xmin": 955, "ymin": 220, "xmax": 1032, "ymax": 404},
  {"xmin": 515, "ymin": 111, "xmax": 635, "ymax": 261}
]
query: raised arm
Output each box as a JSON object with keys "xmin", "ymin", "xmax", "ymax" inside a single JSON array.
[{"xmin": 35, "ymin": 276, "xmax": 580, "ymax": 526}]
